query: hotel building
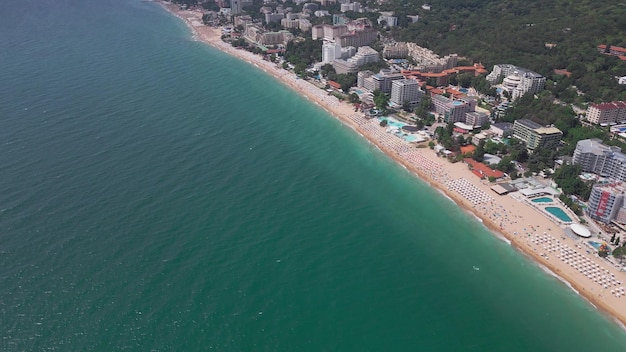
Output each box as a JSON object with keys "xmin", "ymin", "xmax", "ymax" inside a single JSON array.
[
  {"xmin": 332, "ymin": 46, "xmax": 379, "ymax": 74},
  {"xmin": 431, "ymin": 95, "xmax": 468, "ymax": 124},
  {"xmin": 338, "ymin": 28, "xmax": 377, "ymax": 48},
  {"xmin": 359, "ymin": 69, "xmax": 404, "ymax": 93},
  {"xmin": 486, "ymin": 64, "xmax": 546, "ymax": 99},
  {"xmin": 322, "ymin": 42, "xmax": 342, "ymax": 64},
  {"xmin": 465, "ymin": 111, "xmax": 489, "ymax": 128},
  {"xmin": 311, "ymin": 24, "xmax": 348, "ymax": 41},
  {"xmin": 587, "ymin": 182, "xmax": 626, "ymax": 224},
  {"xmin": 512, "ymin": 119, "xmax": 562, "ymax": 151},
  {"xmin": 573, "ymin": 139, "xmax": 626, "ymax": 181},
  {"xmin": 585, "ymin": 101, "xmax": 626, "ymax": 125},
  {"xmin": 390, "ymin": 79, "xmax": 423, "ymax": 106}
]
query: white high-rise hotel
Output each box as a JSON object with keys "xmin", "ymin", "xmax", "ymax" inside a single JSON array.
[
  {"xmin": 573, "ymin": 139, "xmax": 626, "ymax": 181},
  {"xmin": 486, "ymin": 64, "xmax": 546, "ymax": 99},
  {"xmin": 322, "ymin": 42, "xmax": 342, "ymax": 64},
  {"xmin": 390, "ymin": 79, "xmax": 423, "ymax": 106}
]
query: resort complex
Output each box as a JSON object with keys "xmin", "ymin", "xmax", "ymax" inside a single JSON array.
[
  {"xmin": 164, "ymin": 0, "xmax": 626, "ymax": 328},
  {"xmin": 486, "ymin": 64, "xmax": 546, "ymax": 100}
]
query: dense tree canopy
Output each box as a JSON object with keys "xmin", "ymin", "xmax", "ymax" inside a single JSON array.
[
  {"xmin": 552, "ymin": 164, "xmax": 592, "ymax": 200},
  {"xmin": 385, "ymin": 0, "xmax": 626, "ymax": 102},
  {"xmin": 285, "ymin": 38, "xmax": 322, "ymax": 67}
]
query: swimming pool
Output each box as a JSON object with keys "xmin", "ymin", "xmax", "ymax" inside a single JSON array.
[
  {"xmin": 545, "ymin": 207, "xmax": 572, "ymax": 222},
  {"xmin": 588, "ymin": 241, "xmax": 603, "ymax": 250},
  {"xmin": 379, "ymin": 117, "xmax": 406, "ymax": 129},
  {"xmin": 353, "ymin": 89, "xmax": 364, "ymax": 95},
  {"xmin": 532, "ymin": 197, "xmax": 553, "ymax": 203},
  {"xmin": 403, "ymin": 134, "xmax": 422, "ymax": 142}
]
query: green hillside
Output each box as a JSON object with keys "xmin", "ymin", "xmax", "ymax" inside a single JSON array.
[{"xmin": 385, "ymin": 0, "xmax": 626, "ymax": 101}]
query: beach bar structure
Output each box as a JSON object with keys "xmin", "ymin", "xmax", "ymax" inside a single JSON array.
[
  {"xmin": 570, "ymin": 223, "xmax": 592, "ymax": 238},
  {"xmin": 464, "ymin": 158, "xmax": 505, "ymax": 180},
  {"xmin": 490, "ymin": 183, "xmax": 517, "ymax": 195}
]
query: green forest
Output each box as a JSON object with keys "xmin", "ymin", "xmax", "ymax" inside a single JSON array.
[{"xmin": 380, "ymin": 0, "xmax": 626, "ymax": 102}]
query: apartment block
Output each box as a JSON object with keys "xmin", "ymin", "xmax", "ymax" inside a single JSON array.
[
  {"xmin": 390, "ymin": 79, "xmax": 423, "ymax": 106},
  {"xmin": 465, "ymin": 111, "xmax": 489, "ymax": 128},
  {"xmin": 585, "ymin": 101, "xmax": 626, "ymax": 125},
  {"xmin": 573, "ymin": 139, "xmax": 626, "ymax": 181},
  {"xmin": 331, "ymin": 46, "xmax": 379, "ymax": 74},
  {"xmin": 486, "ymin": 64, "xmax": 545, "ymax": 100},
  {"xmin": 587, "ymin": 182, "xmax": 626, "ymax": 223},
  {"xmin": 361, "ymin": 69, "xmax": 404, "ymax": 93},
  {"xmin": 512, "ymin": 119, "xmax": 562, "ymax": 151}
]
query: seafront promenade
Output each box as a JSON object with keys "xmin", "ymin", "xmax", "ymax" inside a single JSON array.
[{"xmin": 160, "ymin": 2, "xmax": 626, "ymax": 327}]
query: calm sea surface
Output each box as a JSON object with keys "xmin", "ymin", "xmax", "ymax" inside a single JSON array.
[{"xmin": 1, "ymin": 0, "xmax": 626, "ymax": 350}]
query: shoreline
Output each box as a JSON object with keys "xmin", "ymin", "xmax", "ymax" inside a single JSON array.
[{"xmin": 158, "ymin": 2, "xmax": 626, "ymax": 328}]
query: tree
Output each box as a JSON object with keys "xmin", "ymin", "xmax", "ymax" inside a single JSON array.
[
  {"xmin": 473, "ymin": 140, "xmax": 485, "ymax": 162},
  {"xmin": 552, "ymin": 164, "xmax": 592, "ymax": 200},
  {"xmin": 294, "ymin": 62, "xmax": 307, "ymax": 76},
  {"xmin": 348, "ymin": 93, "xmax": 360, "ymax": 104},
  {"xmin": 373, "ymin": 90, "xmax": 390, "ymax": 111},
  {"xmin": 614, "ymin": 246, "xmax": 626, "ymax": 258},
  {"xmin": 320, "ymin": 64, "xmax": 335, "ymax": 77},
  {"xmin": 496, "ymin": 156, "xmax": 515, "ymax": 173},
  {"xmin": 484, "ymin": 141, "xmax": 500, "ymax": 155},
  {"xmin": 380, "ymin": 119, "xmax": 388, "ymax": 127},
  {"xmin": 284, "ymin": 38, "xmax": 322, "ymax": 67},
  {"xmin": 457, "ymin": 73, "xmax": 473, "ymax": 88}
]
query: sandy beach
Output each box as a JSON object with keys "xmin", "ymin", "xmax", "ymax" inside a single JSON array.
[{"xmin": 160, "ymin": 2, "xmax": 626, "ymax": 327}]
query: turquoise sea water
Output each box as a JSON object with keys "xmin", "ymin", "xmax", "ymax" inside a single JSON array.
[{"xmin": 2, "ymin": 0, "xmax": 626, "ymax": 350}]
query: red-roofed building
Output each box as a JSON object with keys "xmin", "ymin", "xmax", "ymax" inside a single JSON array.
[
  {"xmin": 554, "ymin": 69, "xmax": 572, "ymax": 77},
  {"xmin": 464, "ymin": 158, "xmax": 505, "ymax": 180},
  {"xmin": 328, "ymin": 80, "xmax": 342, "ymax": 90},
  {"xmin": 265, "ymin": 48, "xmax": 285, "ymax": 54},
  {"xmin": 446, "ymin": 88, "xmax": 464, "ymax": 98},
  {"xmin": 586, "ymin": 101, "xmax": 626, "ymax": 125},
  {"xmin": 400, "ymin": 63, "xmax": 487, "ymax": 87},
  {"xmin": 429, "ymin": 88, "xmax": 445, "ymax": 96},
  {"xmin": 598, "ymin": 44, "xmax": 626, "ymax": 56}
]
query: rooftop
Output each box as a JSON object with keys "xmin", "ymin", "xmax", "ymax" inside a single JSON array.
[
  {"xmin": 575, "ymin": 138, "xmax": 621, "ymax": 155},
  {"xmin": 492, "ymin": 122, "xmax": 513, "ymax": 130},
  {"xmin": 515, "ymin": 119, "xmax": 542, "ymax": 129},
  {"xmin": 590, "ymin": 101, "xmax": 626, "ymax": 111},
  {"xmin": 535, "ymin": 127, "xmax": 563, "ymax": 135},
  {"xmin": 464, "ymin": 158, "xmax": 505, "ymax": 179}
]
